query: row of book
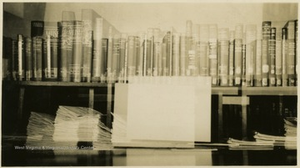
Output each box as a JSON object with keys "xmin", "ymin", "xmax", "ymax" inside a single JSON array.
[{"xmin": 2, "ymin": 9, "xmax": 298, "ymax": 86}]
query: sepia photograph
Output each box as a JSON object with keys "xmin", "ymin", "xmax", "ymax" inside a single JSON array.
[{"xmin": 1, "ymin": 0, "xmax": 298, "ymax": 166}]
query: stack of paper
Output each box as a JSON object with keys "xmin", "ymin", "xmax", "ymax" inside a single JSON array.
[
  {"xmin": 26, "ymin": 112, "xmax": 55, "ymax": 146},
  {"xmin": 112, "ymin": 76, "xmax": 211, "ymax": 148},
  {"xmin": 284, "ymin": 117, "xmax": 297, "ymax": 137},
  {"xmin": 26, "ymin": 106, "xmax": 112, "ymax": 150}
]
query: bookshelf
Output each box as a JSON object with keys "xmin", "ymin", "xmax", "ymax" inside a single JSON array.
[{"xmin": 2, "ymin": 2, "xmax": 298, "ymax": 142}]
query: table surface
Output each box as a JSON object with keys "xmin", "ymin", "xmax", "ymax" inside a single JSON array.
[{"xmin": 2, "ymin": 137, "xmax": 297, "ymax": 166}]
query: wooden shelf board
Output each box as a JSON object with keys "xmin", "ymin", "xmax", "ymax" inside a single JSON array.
[
  {"xmin": 16, "ymin": 81, "xmax": 108, "ymax": 87},
  {"xmin": 242, "ymin": 87, "xmax": 297, "ymax": 96},
  {"xmin": 212, "ymin": 87, "xmax": 239, "ymax": 95}
]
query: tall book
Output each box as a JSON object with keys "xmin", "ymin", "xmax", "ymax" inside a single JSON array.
[
  {"xmin": 44, "ymin": 21, "xmax": 59, "ymax": 81},
  {"xmin": 134, "ymin": 36, "xmax": 140, "ymax": 76},
  {"xmin": 234, "ymin": 24, "xmax": 243, "ymax": 86},
  {"xmin": 284, "ymin": 20, "xmax": 296, "ymax": 86},
  {"xmin": 146, "ymin": 28, "xmax": 154, "ymax": 76},
  {"xmin": 275, "ymin": 27, "xmax": 282, "ymax": 86},
  {"xmin": 118, "ymin": 33, "xmax": 127, "ymax": 81},
  {"xmin": 42, "ymin": 35, "xmax": 51, "ymax": 80},
  {"xmin": 32, "ymin": 37, "xmax": 43, "ymax": 81},
  {"xmin": 241, "ymin": 33, "xmax": 246, "ymax": 86},
  {"xmin": 2, "ymin": 37, "xmax": 12, "ymax": 80},
  {"xmin": 245, "ymin": 25, "xmax": 257, "ymax": 87},
  {"xmin": 127, "ymin": 35, "xmax": 136, "ymax": 78},
  {"xmin": 208, "ymin": 24, "xmax": 218, "ymax": 86},
  {"xmin": 255, "ymin": 28, "xmax": 262, "ymax": 87},
  {"xmin": 269, "ymin": 27, "xmax": 276, "ymax": 86},
  {"xmin": 186, "ymin": 20, "xmax": 193, "ymax": 76},
  {"xmin": 218, "ymin": 28, "xmax": 229, "ymax": 86},
  {"xmin": 180, "ymin": 33, "xmax": 186, "ymax": 76},
  {"xmin": 228, "ymin": 31, "xmax": 235, "ymax": 86},
  {"xmin": 81, "ymin": 9, "xmax": 94, "ymax": 82},
  {"xmin": 112, "ymin": 34, "xmax": 120, "ymax": 82},
  {"xmin": 101, "ymin": 38, "xmax": 108, "ymax": 83},
  {"xmin": 137, "ymin": 32, "xmax": 145, "ymax": 76},
  {"xmin": 12, "ymin": 39, "xmax": 18, "ymax": 81},
  {"xmin": 282, "ymin": 28, "xmax": 288, "ymax": 86},
  {"xmin": 60, "ymin": 11, "xmax": 75, "ymax": 82},
  {"xmin": 172, "ymin": 33, "xmax": 180, "ymax": 76},
  {"xmin": 262, "ymin": 21, "xmax": 272, "ymax": 86},
  {"xmin": 162, "ymin": 31, "xmax": 171, "ymax": 76},
  {"xmin": 153, "ymin": 28, "xmax": 161, "ymax": 76},
  {"xmin": 17, "ymin": 34, "xmax": 25, "ymax": 81},
  {"xmin": 199, "ymin": 25, "xmax": 209, "ymax": 77},
  {"xmin": 25, "ymin": 37, "xmax": 32, "ymax": 81},
  {"xmin": 71, "ymin": 20, "xmax": 83, "ymax": 82}
]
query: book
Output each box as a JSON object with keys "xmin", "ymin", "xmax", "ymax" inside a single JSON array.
[
  {"xmin": 262, "ymin": 21, "xmax": 272, "ymax": 86},
  {"xmin": 25, "ymin": 37, "xmax": 32, "ymax": 81},
  {"xmin": 17, "ymin": 34, "xmax": 25, "ymax": 81},
  {"xmin": 172, "ymin": 33, "xmax": 180, "ymax": 76},
  {"xmin": 255, "ymin": 29, "xmax": 262, "ymax": 87},
  {"xmin": 32, "ymin": 37, "xmax": 43, "ymax": 81},
  {"xmin": 295, "ymin": 20, "xmax": 298, "ymax": 86},
  {"xmin": 228, "ymin": 31, "xmax": 235, "ymax": 86},
  {"xmin": 218, "ymin": 28, "xmax": 229, "ymax": 86},
  {"xmin": 234, "ymin": 24, "xmax": 243, "ymax": 86},
  {"xmin": 284, "ymin": 20, "xmax": 296, "ymax": 86},
  {"xmin": 11, "ymin": 39, "xmax": 18, "ymax": 81},
  {"xmin": 2, "ymin": 37, "xmax": 12, "ymax": 80},
  {"xmin": 81, "ymin": 9, "xmax": 94, "ymax": 82},
  {"xmin": 269, "ymin": 27, "xmax": 276, "ymax": 86},
  {"xmin": 101, "ymin": 38, "xmax": 108, "ymax": 83},
  {"xmin": 118, "ymin": 33, "xmax": 127, "ymax": 82},
  {"xmin": 275, "ymin": 39, "xmax": 282, "ymax": 86},
  {"xmin": 71, "ymin": 20, "xmax": 83, "ymax": 82},
  {"xmin": 241, "ymin": 33, "xmax": 246, "ymax": 86},
  {"xmin": 134, "ymin": 36, "xmax": 140, "ymax": 76},
  {"xmin": 282, "ymin": 27, "xmax": 288, "ymax": 86},
  {"xmin": 42, "ymin": 35, "xmax": 51, "ymax": 80},
  {"xmin": 112, "ymin": 34, "xmax": 120, "ymax": 82},
  {"xmin": 127, "ymin": 35, "xmax": 136, "ymax": 78},
  {"xmin": 153, "ymin": 29, "xmax": 161, "ymax": 76},
  {"xmin": 208, "ymin": 24, "xmax": 218, "ymax": 85},
  {"xmin": 180, "ymin": 33, "xmax": 186, "ymax": 76},
  {"xmin": 44, "ymin": 21, "xmax": 59, "ymax": 81},
  {"xmin": 137, "ymin": 32, "xmax": 145, "ymax": 76},
  {"xmin": 60, "ymin": 11, "xmax": 75, "ymax": 82},
  {"xmin": 245, "ymin": 25, "xmax": 257, "ymax": 87}
]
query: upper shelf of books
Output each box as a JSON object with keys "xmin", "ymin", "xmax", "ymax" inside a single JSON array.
[{"xmin": 2, "ymin": 2, "xmax": 299, "ymax": 88}]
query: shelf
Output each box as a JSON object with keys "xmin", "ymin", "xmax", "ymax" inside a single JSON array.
[
  {"xmin": 211, "ymin": 87, "xmax": 239, "ymax": 95},
  {"xmin": 12, "ymin": 81, "xmax": 109, "ymax": 88},
  {"xmin": 242, "ymin": 87, "xmax": 297, "ymax": 96}
]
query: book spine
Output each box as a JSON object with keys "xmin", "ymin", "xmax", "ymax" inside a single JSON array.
[
  {"xmin": 17, "ymin": 34, "xmax": 25, "ymax": 81},
  {"xmin": 127, "ymin": 36, "xmax": 136, "ymax": 78},
  {"xmin": 35, "ymin": 37, "xmax": 43, "ymax": 81},
  {"xmin": 101, "ymin": 38, "xmax": 108, "ymax": 83},
  {"xmin": 42, "ymin": 35, "xmax": 51, "ymax": 80},
  {"xmin": 172, "ymin": 33, "xmax": 180, "ymax": 76},
  {"xmin": 118, "ymin": 34, "xmax": 127, "ymax": 82},
  {"xmin": 199, "ymin": 25, "xmax": 209, "ymax": 77},
  {"xmin": 71, "ymin": 20, "xmax": 83, "ymax": 82},
  {"xmin": 112, "ymin": 35, "xmax": 120, "ymax": 82},
  {"xmin": 134, "ymin": 36, "xmax": 140, "ymax": 76},
  {"xmin": 245, "ymin": 25, "xmax": 257, "ymax": 87},
  {"xmin": 51, "ymin": 35, "xmax": 59, "ymax": 80},
  {"xmin": 153, "ymin": 28, "xmax": 160, "ymax": 77},
  {"xmin": 11, "ymin": 40, "xmax": 18, "ymax": 81},
  {"xmin": 161, "ymin": 42, "xmax": 167, "ymax": 76},
  {"xmin": 137, "ymin": 32, "xmax": 145, "ymax": 76},
  {"xmin": 255, "ymin": 39, "xmax": 262, "ymax": 86},
  {"xmin": 218, "ymin": 28, "xmax": 229, "ymax": 86},
  {"xmin": 92, "ymin": 18, "xmax": 103, "ymax": 82},
  {"xmin": 285, "ymin": 21, "xmax": 296, "ymax": 86},
  {"xmin": 282, "ymin": 28, "xmax": 288, "ymax": 86},
  {"xmin": 107, "ymin": 26, "xmax": 113, "ymax": 82},
  {"xmin": 262, "ymin": 21, "xmax": 272, "ymax": 86},
  {"xmin": 209, "ymin": 24, "xmax": 218, "ymax": 86},
  {"xmin": 275, "ymin": 39, "xmax": 282, "ymax": 86},
  {"xmin": 242, "ymin": 33, "xmax": 246, "ymax": 86},
  {"xmin": 180, "ymin": 33, "xmax": 186, "ymax": 76},
  {"xmin": 25, "ymin": 37, "xmax": 32, "ymax": 81},
  {"xmin": 60, "ymin": 21, "xmax": 74, "ymax": 82},
  {"xmin": 234, "ymin": 24, "xmax": 243, "ymax": 86},
  {"xmin": 269, "ymin": 27, "xmax": 276, "ymax": 86},
  {"xmin": 81, "ymin": 14, "xmax": 93, "ymax": 83},
  {"xmin": 228, "ymin": 31, "xmax": 235, "ymax": 86},
  {"xmin": 194, "ymin": 34, "xmax": 200, "ymax": 76}
]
